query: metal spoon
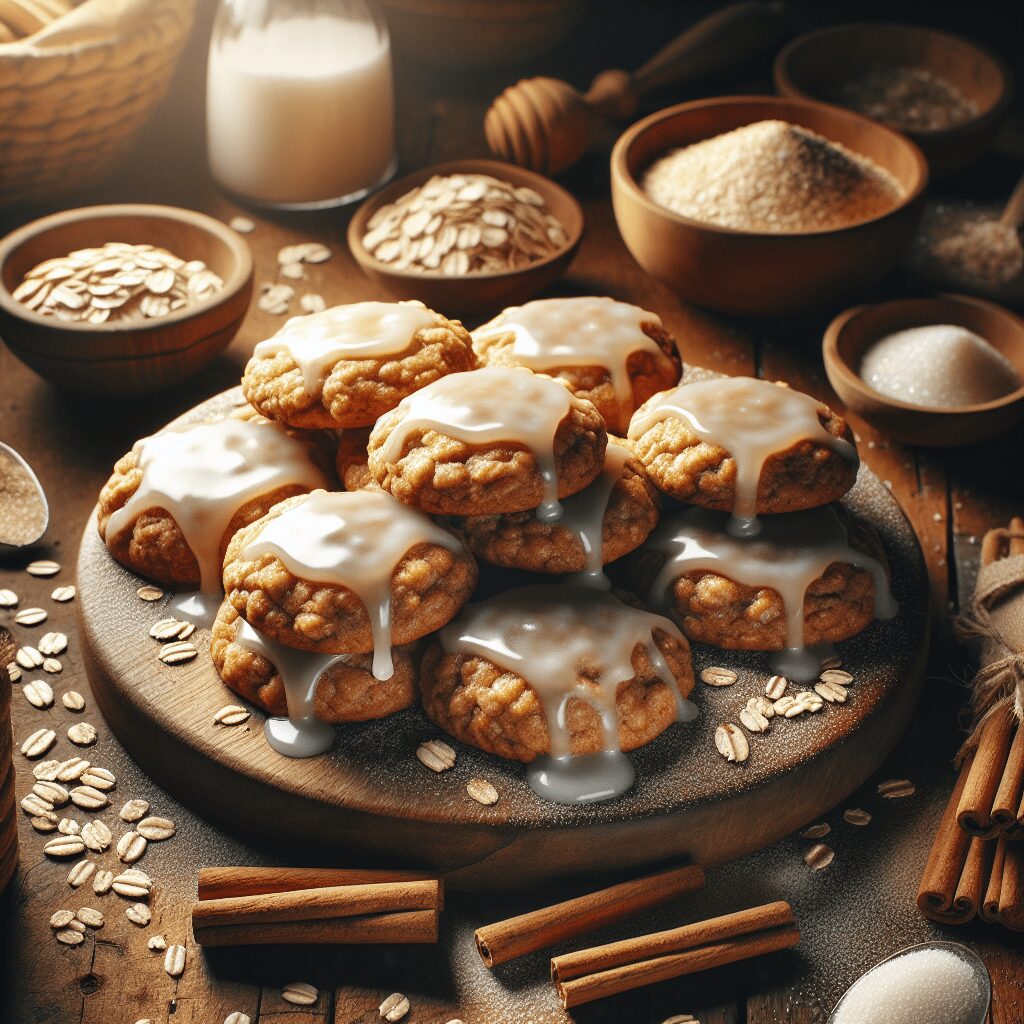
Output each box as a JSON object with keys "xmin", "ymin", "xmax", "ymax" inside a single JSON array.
[
  {"xmin": 0, "ymin": 441, "xmax": 49, "ymax": 549},
  {"xmin": 828, "ymin": 941, "xmax": 990, "ymax": 1024}
]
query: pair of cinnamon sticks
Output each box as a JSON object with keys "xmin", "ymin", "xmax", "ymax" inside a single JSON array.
[
  {"xmin": 192, "ymin": 867, "xmax": 442, "ymax": 946},
  {"xmin": 474, "ymin": 863, "xmax": 799, "ymax": 1010},
  {"xmin": 917, "ymin": 756, "xmax": 1024, "ymax": 931},
  {"xmin": 956, "ymin": 707, "xmax": 1024, "ymax": 840}
]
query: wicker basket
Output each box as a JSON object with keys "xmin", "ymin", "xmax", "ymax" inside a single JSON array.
[{"xmin": 0, "ymin": 0, "xmax": 197, "ymax": 207}]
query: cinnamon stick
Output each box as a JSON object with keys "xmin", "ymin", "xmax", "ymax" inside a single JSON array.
[
  {"xmin": 475, "ymin": 863, "xmax": 705, "ymax": 968},
  {"xmin": 191, "ymin": 879, "xmax": 440, "ymax": 930},
  {"xmin": 198, "ymin": 866, "xmax": 441, "ymax": 904},
  {"xmin": 957, "ymin": 707, "xmax": 1015, "ymax": 837},
  {"xmin": 193, "ymin": 909, "xmax": 438, "ymax": 947},
  {"xmin": 982, "ymin": 839, "xmax": 1007, "ymax": 924},
  {"xmin": 551, "ymin": 901, "xmax": 798, "ymax": 1009},
  {"xmin": 998, "ymin": 841, "xmax": 1024, "ymax": 932},
  {"xmin": 992, "ymin": 723, "xmax": 1024, "ymax": 838},
  {"xmin": 952, "ymin": 838, "xmax": 994, "ymax": 924},
  {"xmin": 917, "ymin": 758, "xmax": 975, "ymax": 923}
]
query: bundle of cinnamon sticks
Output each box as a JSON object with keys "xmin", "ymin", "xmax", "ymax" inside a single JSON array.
[
  {"xmin": 955, "ymin": 705, "xmax": 1024, "ymax": 841},
  {"xmin": 192, "ymin": 867, "xmax": 443, "ymax": 946},
  {"xmin": 917, "ymin": 753, "xmax": 1024, "ymax": 931}
]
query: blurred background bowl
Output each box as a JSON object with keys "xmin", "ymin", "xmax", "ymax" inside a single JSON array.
[
  {"xmin": 0, "ymin": 204, "xmax": 253, "ymax": 395},
  {"xmin": 348, "ymin": 159, "xmax": 583, "ymax": 322},
  {"xmin": 610, "ymin": 95, "xmax": 928, "ymax": 318},
  {"xmin": 823, "ymin": 293, "xmax": 1024, "ymax": 446},
  {"xmin": 774, "ymin": 22, "xmax": 1012, "ymax": 179}
]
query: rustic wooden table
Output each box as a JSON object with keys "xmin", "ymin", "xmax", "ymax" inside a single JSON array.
[{"xmin": 2, "ymin": 3, "xmax": 1024, "ymax": 1022}]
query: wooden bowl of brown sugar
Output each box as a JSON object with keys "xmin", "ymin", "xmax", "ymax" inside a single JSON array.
[
  {"xmin": 610, "ymin": 95, "xmax": 927, "ymax": 318},
  {"xmin": 348, "ymin": 159, "xmax": 583, "ymax": 321},
  {"xmin": 0, "ymin": 204, "xmax": 253, "ymax": 395},
  {"xmin": 775, "ymin": 23, "xmax": 1012, "ymax": 179}
]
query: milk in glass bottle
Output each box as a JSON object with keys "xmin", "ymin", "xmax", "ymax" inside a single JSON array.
[{"xmin": 207, "ymin": 0, "xmax": 396, "ymax": 209}]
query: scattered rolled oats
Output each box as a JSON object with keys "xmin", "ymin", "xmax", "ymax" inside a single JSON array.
[
  {"xmin": 163, "ymin": 944, "xmax": 186, "ymax": 978},
  {"xmin": 21, "ymin": 793, "xmax": 54, "ymax": 817},
  {"xmin": 739, "ymin": 704, "xmax": 771, "ymax": 734},
  {"xmin": 31, "ymin": 815, "xmax": 58, "ymax": 832},
  {"xmin": 126, "ymin": 903, "xmax": 152, "ymax": 926},
  {"xmin": 149, "ymin": 618, "xmax": 193, "ymax": 642},
  {"xmin": 112, "ymin": 869, "xmax": 152, "ymax": 899},
  {"xmin": 38, "ymin": 631, "xmax": 67, "ymax": 655},
  {"xmin": 137, "ymin": 585, "xmax": 165, "ymax": 602},
  {"xmin": 68, "ymin": 723, "xmax": 97, "ymax": 746},
  {"xmin": 80, "ymin": 767, "xmax": 115, "ymax": 791},
  {"xmin": 81, "ymin": 820, "xmax": 112, "ymax": 853},
  {"xmin": 14, "ymin": 607, "xmax": 46, "ymax": 626},
  {"xmin": 6, "ymin": 661, "xmax": 21, "ymax": 682},
  {"xmin": 117, "ymin": 831, "xmax": 148, "ymax": 863},
  {"xmin": 0, "ymin": 588, "xmax": 17, "ymax": 607},
  {"xmin": 801, "ymin": 822, "xmax": 831, "ymax": 839},
  {"xmin": 50, "ymin": 909, "xmax": 75, "ymax": 929},
  {"xmin": 27, "ymin": 560, "xmax": 60, "ymax": 577},
  {"xmin": 714, "ymin": 723, "xmax": 749, "ymax": 763},
  {"xmin": 33, "ymin": 780, "xmax": 69, "ymax": 806},
  {"xmin": 76, "ymin": 907, "xmax": 104, "ymax": 929},
  {"xmin": 92, "ymin": 869, "xmax": 114, "ymax": 894},
  {"xmin": 119, "ymin": 799, "xmax": 150, "ymax": 822},
  {"xmin": 804, "ymin": 843, "xmax": 835, "ymax": 870},
  {"xmin": 62, "ymin": 691, "xmax": 86, "ymax": 712},
  {"xmin": 844, "ymin": 808, "xmax": 872, "ymax": 826},
  {"xmin": 795, "ymin": 691, "xmax": 823, "ymax": 713},
  {"xmin": 300, "ymin": 293, "xmax": 326, "ymax": 314},
  {"xmin": 765, "ymin": 675, "xmax": 788, "ymax": 699},
  {"xmin": 157, "ymin": 640, "xmax": 198, "ymax": 665},
  {"xmin": 213, "ymin": 705, "xmax": 250, "ymax": 726},
  {"xmin": 21, "ymin": 727, "xmax": 56, "ymax": 758},
  {"xmin": 773, "ymin": 695, "xmax": 802, "ymax": 718},
  {"xmin": 280, "ymin": 261, "xmax": 305, "ymax": 280},
  {"xmin": 229, "ymin": 216, "xmax": 255, "ymax": 234},
  {"xmin": 51, "ymin": 585, "xmax": 76, "ymax": 602},
  {"xmin": 55, "ymin": 927, "xmax": 85, "ymax": 946},
  {"xmin": 147, "ymin": 934, "xmax": 167, "ymax": 951},
  {"xmin": 379, "ymin": 993, "xmax": 410, "ymax": 1021},
  {"xmin": 137, "ymin": 816, "xmax": 175, "ymax": 841},
  {"xmin": 57, "ymin": 758, "xmax": 91, "ymax": 781},
  {"xmin": 282, "ymin": 982, "xmax": 318, "ymax": 1006},
  {"xmin": 257, "ymin": 283, "xmax": 294, "ymax": 315},
  {"xmin": 70, "ymin": 786, "xmax": 109, "ymax": 811},
  {"xmin": 224, "ymin": 1013, "xmax": 251, "ymax": 1024},
  {"xmin": 44, "ymin": 835, "xmax": 86, "ymax": 858},
  {"xmin": 814, "ymin": 679, "xmax": 848, "ymax": 703},
  {"xmin": 58, "ymin": 818, "xmax": 81, "ymax": 835},
  {"xmin": 16, "ymin": 645, "xmax": 43, "ymax": 670},
  {"xmin": 700, "ymin": 666, "xmax": 737, "ymax": 687},
  {"xmin": 819, "ymin": 668, "xmax": 853, "ymax": 686},
  {"xmin": 416, "ymin": 738, "xmax": 456, "ymax": 772},
  {"xmin": 820, "ymin": 655, "xmax": 843, "ymax": 670},
  {"xmin": 42, "ymin": 657, "xmax": 62, "ymax": 674},
  {"xmin": 23, "ymin": 679, "xmax": 54, "ymax": 708},
  {"xmin": 33, "ymin": 760, "xmax": 61, "ymax": 781},
  {"xmin": 466, "ymin": 778, "xmax": 499, "ymax": 806},
  {"xmin": 877, "ymin": 778, "xmax": 916, "ymax": 799}
]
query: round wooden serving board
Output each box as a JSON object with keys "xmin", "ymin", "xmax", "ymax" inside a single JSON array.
[{"xmin": 78, "ymin": 385, "xmax": 929, "ymax": 891}]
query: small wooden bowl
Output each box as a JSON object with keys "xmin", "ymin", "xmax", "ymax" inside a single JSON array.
[
  {"xmin": 823, "ymin": 294, "xmax": 1024, "ymax": 447},
  {"xmin": 610, "ymin": 96, "xmax": 928, "ymax": 318},
  {"xmin": 774, "ymin": 23, "xmax": 1012, "ymax": 179},
  {"xmin": 0, "ymin": 204, "xmax": 253, "ymax": 395},
  {"xmin": 348, "ymin": 159, "xmax": 583, "ymax": 322}
]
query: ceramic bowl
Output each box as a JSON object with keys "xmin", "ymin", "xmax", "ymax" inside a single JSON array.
[
  {"xmin": 823, "ymin": 293, "xmax": 1024, "ymax": 447},
  {"xmin": 0, "ymin": 204, "xmax": 253, "ymax": 395},
  {"xmin": 348, "ymin": 159, "xmax": 583, "ymax": 322},
  {"xmin": 774, "ymin": 22, "xmax": 1012, "ymax": 178},
  {"xmin": 610, "ymin": 95, "xmax": 928, "ymax": 318}
]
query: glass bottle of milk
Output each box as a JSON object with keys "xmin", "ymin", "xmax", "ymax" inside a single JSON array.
[{"xmin": 207, "ymin": 0, "xmax": 397, "ymax": 209}]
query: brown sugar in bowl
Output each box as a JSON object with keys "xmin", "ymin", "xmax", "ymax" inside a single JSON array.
[
  {"xmin": 348, "ymin": 159, "xmax": 583, "ymax": 322},
  {"xmin": 0, "ymin": 204, "xmax": 253, "ymax": 395},
  {"xmin": 610, "ymin": 95, "xmax": 928, "ymax": 318},
  {"xmin": 774, "ymin": 22, "xmax": 1012, "ymax": 179},
  {"xmin": 823, "ymin": 293, "xmax": 1024, "ymax": 447}
]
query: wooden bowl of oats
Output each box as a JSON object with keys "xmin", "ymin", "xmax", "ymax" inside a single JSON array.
[
  {"xmin": 0, "ymin": 204, "xmax": 253, "ymax": 395},
  {"xmin": 348, "ymin": 159, "xmax": 584, "ymax": 321}
]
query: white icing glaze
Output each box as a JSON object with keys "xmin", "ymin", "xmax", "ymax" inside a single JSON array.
[
  {"xmin": 557, "ymin": 441, "xmax": 632, "ymax": 588},
  {"xmin": 105, "ymin": 418, "xmax": 328, "ymax": 594},
  {"xmin": 253, "ymin": 301, "xmax": 436, "ymax": 392},
  {"xmin": 379, "ymin": 367, "xmax": 575, "ymax": 522},
  {"xmin": 439, "ymin": 584, "xmax": 697, "ymax": 797},
  {"xmin": 647, "ymin": 505, "xmax": 898, "ymax": 683},
  {"xmin": 473, "ymin": 297, "xmax": 673, "ymax": 420},
  {"xmin": 232, "ymin": 618, "xmax": 344, "ymax": 758},
  {"xmin": 241, "ymin": 488, "xmax": 465, "ymax": 681},
  {"xmin": 526, "ymin": 751, "xmax": 637, "ymax": 805},
  {"xmin": 628, "ymin": 377, "xmax": 857, "ymax": 537}
]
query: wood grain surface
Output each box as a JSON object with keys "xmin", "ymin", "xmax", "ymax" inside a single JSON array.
[{"xmin": 1, "ymin": 2, "xmax": 1024, "ymax": 1023}]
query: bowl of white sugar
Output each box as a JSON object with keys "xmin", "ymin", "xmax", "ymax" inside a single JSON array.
[
  {"xmin": 823, "ymin": 293, "xmax": 1024, "ymax": 446},
  {"xmin": 610, "ymin": 95, "xmax": 927, "ymax": 317}
]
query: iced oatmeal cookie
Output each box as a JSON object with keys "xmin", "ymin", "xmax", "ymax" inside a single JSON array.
[{"xmin": 242, "ymin": 301, "xmax": 475, "ymax": 430}]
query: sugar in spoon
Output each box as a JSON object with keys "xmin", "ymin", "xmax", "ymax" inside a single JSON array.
[
  {"xmin": 0, "ymin": 441, "xmax": 49, "ymax": 549},
  {"xmin": 828, "ymin": 941, "xmax": 990, "ymax": 1024}
]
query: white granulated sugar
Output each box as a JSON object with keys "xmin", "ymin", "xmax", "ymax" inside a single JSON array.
[
  {"xmin": 832, "ymin": 947, "xmax": 984, "ymax": 1024},
  {"xmin": 859, "ymin": 324, "xmax": 1020, "ymax": 409},
  {"xmin": 641, "ymin": 120, "xmax": 903, "ymax": 233}
]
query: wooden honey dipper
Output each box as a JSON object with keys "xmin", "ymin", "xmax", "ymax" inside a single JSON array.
[{"xmin": 485, "ymin": 1, "xmax": 788, "ymax": 176}]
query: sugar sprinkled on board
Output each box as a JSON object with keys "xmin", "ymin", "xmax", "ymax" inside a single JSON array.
[
  {"xmin": 837, "ymin": 65, "xmax": 978, "ymax": 133},
  {"xmin": 859, "ymin": 324, "xmax": 1020, "ymax": 409},
  {"xmin": 832, "ymin": 945, "xmax": 985, "ymax": 1024}
]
